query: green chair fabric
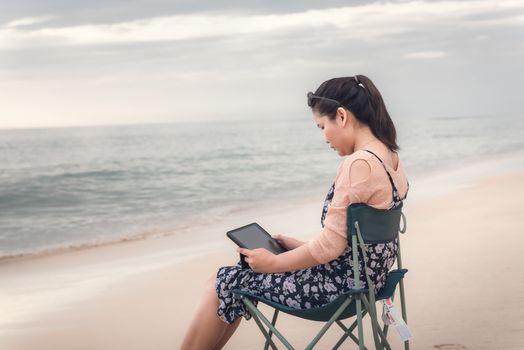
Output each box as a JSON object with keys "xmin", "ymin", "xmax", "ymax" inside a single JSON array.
[
  {"xmin": 347, "ymin": 202, "xmax": 404, "ymax": 243},
  {"xmin": 232, "ymin": 288, "xmax": 365, "ymax": 322},
  {"xmin": 232, "ymin": 269, "xmax": 406, "ymax": 322},
  {"xmin": 376, "ymin": 269, "xmax": 408, "ymax": 300},
  {"xmin": 231, "ymin": 203, "xmax": 411, "ymax": 350}
]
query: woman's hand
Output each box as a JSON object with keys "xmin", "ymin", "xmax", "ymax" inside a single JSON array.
[
  {"xmin": 237, "ymin": 248, "xmax": 277, "ymax": 273},
  {"xmin": 272, "ymin": 234, "xmax": 306, "ymax": 251}
]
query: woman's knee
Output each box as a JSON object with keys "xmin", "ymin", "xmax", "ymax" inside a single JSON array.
[{"xmin": 206, "ymin": 270, "xmax": 218, "ymax": 291}]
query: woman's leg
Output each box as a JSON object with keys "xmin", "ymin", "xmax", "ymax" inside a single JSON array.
[
  {"xmin": 213, "ymin": 317, "xmax": 242, "ymax": 350},
  {"xmin": 180, "ymin": 272, "xmax": 229, "ymax": 350}
]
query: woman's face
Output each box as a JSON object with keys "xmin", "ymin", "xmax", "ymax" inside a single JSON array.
[{"xmin": 313, "ymin": 109, "xmax": 353, "ymax": 156}]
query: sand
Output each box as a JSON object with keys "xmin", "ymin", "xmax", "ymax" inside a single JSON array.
[{"xmin": 1, "ymin": 154, "xmax": 524, "ymax": 350}]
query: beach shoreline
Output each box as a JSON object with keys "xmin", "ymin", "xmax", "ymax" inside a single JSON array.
[
  {"xmin": 1, "ymin": 153, "xmax": 524, "ymax": 349},
  {"xmin": 3, "ymin": 149, "xmax": 524, "ymax": 264}
]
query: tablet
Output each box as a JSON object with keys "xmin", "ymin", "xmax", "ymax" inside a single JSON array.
[{"xmin": 227, "ymin": 223, "xmax": 287, "ymax": 255}]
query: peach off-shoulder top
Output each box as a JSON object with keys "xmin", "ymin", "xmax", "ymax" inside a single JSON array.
[{"xmin": 307, "ymin": 150, "xmax": 409, "ymax": 264}]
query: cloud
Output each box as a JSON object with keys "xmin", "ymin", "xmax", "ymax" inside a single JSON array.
[
  {"xmin": 6, "ymin": 16, "xmax": 53, "ymax": 28},
  {"xmin": 1, "ymin": 0, "xmax": 523, "ymax": 49},
  {"xmin": 1, "ymin": 0, "xmax": 523, "ymax": 128},
  {"xmin": 403, "ymin": 51, "xmax": 447, "ymax": 60}
]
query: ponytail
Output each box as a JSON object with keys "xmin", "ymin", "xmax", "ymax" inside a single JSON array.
[
  {"xmin": 308, "ymin": 75, "xmax": 399, "ymax": 151},
  {"xmin": 356, "ymin": 75, "xmax": 398, "ymax": 151}
]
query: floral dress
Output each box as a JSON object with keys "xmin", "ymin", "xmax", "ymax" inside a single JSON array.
[{"xmin": 215, "ymin": 150, "xmax": 406, "ymax": 324}]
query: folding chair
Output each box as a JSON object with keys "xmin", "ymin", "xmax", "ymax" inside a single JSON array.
[{"xmin": 232, "ymin": 203, "xmax": 410, "ymax": 349}]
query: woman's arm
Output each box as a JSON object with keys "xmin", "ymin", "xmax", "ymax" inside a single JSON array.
[
  {"xmin": 273, "ymin": 243, "xmax": 320, "ymax": 272},
  {"xmin": 238, "ymin": 242, "xmax": 319, "ymax": 273},
  {"xmin": 272, "ymin": 234, "xmax": 306, "ymax": 250},
  {"xmin": 239, "ymin": 155, "xmax": 375, "ymax": 273}
]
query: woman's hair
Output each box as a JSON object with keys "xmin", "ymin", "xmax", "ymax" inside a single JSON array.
[{"xmin": 308, "ymin": 75, "xmax": 399, "ymax": 151}]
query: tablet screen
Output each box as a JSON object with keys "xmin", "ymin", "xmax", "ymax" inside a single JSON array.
[{"xmin": 227, "ymin": 223, "xmax": 287, "ymax": 255}]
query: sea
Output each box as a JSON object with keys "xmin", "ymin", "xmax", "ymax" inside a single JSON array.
[{"xmin": 1, "ymin": 114, "xmax": 523, "ymax": 259}]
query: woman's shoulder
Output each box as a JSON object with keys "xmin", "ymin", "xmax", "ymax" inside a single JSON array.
[
  {"xmin": 346, "ymin": 149, "xmax": 376, "ymax": 162},
  {"xmin": 333, "ymin": 150, "xmax": 376, "ymax": 185},
  {"xmin": 337, "ymin": 149, "xmax": 407, "ymax": 186},
  {"xmin": 339, "ymin": 150, "xmax": 375, "ymax": 169},
  {"xmin": 338, "ymin": 150, "xmax": 380, "ymax": 173},
  {"xmin": 344, "ymin": 149, "xmax": 405, "ymax": 173}
]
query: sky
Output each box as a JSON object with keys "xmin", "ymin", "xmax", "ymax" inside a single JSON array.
[{"xmin": 0, "ymin": 0, "xmax": 523, "ymax": 129}]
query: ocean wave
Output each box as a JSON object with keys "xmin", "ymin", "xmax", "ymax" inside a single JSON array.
[
  {"xmin": 2, "ymin": 117, "xmax": 523, "ymax": 259},
  {"xmin": 0, "ymin": 202, "xmax": 255, "ymax": 263},
  {"xmin": 0, "ymin": 225, "xmax": 188, "ymax": 263}
]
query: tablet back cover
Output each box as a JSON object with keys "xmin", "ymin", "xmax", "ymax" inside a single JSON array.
[{"xmin": 227, "ymin": 223, "xmax": 287, "ymax": 254}]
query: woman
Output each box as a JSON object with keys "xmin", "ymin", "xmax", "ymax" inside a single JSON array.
[{"xmin": 180, "ymin": 75, "xmax": 409, "ymax": 349}]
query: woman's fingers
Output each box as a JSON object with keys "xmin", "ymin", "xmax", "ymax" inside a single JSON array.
[
  {"xmin": 273, "ymin": 234, "xmax": 288, "ymax": 246},
  {"xmin": 272, "ymin": 233, "xmax": 284, "ymax": 240},
  {"xmin": 237, "ymin": 247, "xmax": 251, "ymax": 256}
]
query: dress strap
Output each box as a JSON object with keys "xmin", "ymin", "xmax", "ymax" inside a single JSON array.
[
  {"xmin": 320, "ymin": 182, "xmax": 335, "ymax": 228},
  {"xmin": 362, "ymin": 149, "xmax": 403, "ymax": 207}
]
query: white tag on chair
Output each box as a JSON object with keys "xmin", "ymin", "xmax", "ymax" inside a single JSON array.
[
  {"xmin": 381, "ymin": 301, "xmax": 395, "ymax": 325},
  {"xmin": 381, "ymin": 298, "xmax": 413, "ymax": 341}
]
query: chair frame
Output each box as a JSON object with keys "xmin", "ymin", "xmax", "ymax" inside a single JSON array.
[{"xmin": 233, "ymin": 203, "xmax": 410, "ymax": 350}]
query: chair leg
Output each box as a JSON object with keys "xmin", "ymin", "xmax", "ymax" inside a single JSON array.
[
  {"xmin": 248, "ymin": 310, "xmax": 279, "ymax": 350},
  {"xmin": 382, "ymin": 324, "xmax": 390, "ymax": 347},
  {"xmin": 304, "ymin": 296, "xmax": 354, "ymax": 350},
  {"xmin": 263, "ymin": 309, "xmax": 279, "ymax": 350},
  {"xmin": 362, "ymin": 295, "xmax": 395, "ymax": 350},
  {"xmin": 334, "ymin": 321, "xmax": 354, "ymax": 349},
  {"xmin": 356, "ymin": 297, "xmax": 365, "ymax": 350},
  {"xmin": 334, "ymin": 312, "xmax": 369, "ymax": 350},
  {"xmin": 362, "ymin": 294, "xmax": 383, "ymax": 350},
  {"xmin": 375, "ymin": 325, "xmax": 393, "ymax": 350},
  {"xmin": 398, "ymin": 279, "xmax": 410, "ymax": 350},
  {"xmin": 241, "ymin": 297, "xmax": 295, "ymax": 350},
  {"xmin": 240, "ymin": 294, "xmax": 393, "ymax": 350},
  {"xmin": 396, "ymin": 241, "xmax": 410, "ymax": 350},
  {"xmin": 381, "ymin": 292, "xmax": 395, "ymax": 348}
]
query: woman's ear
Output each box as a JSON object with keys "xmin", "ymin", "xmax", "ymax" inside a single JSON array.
[{"xmin": 336, "ymin": 107, "xmax": 349, "ymax": 127}]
